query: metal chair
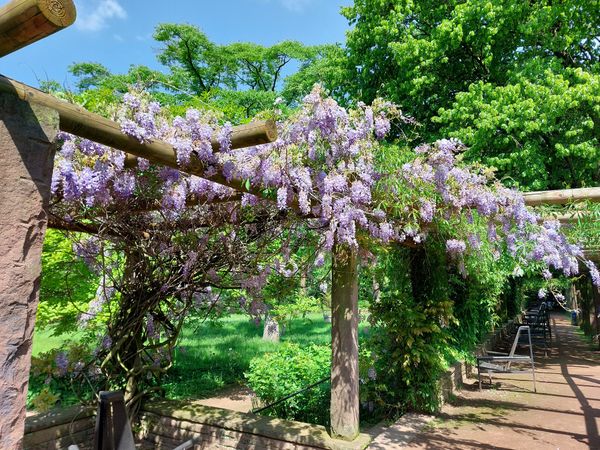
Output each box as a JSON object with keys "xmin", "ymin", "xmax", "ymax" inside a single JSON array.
[{"xmin": 476, "ymin": 325, "xmax": 537, "ymax": 392}]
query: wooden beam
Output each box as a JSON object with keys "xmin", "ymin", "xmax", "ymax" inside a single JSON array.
[
  {"xmin": 124, "ymin": 121, "xmax": 277, "ymax": 167},
  {"xmin": 0, "ymin": 74, "xmax": 277, "ymax": 199},
  {"xmin": 523, "ymin": 187, "xmax": 600, "ymax": 206},
  {"xmin": 330, "ymin": 244, "xmax": 360, "ymax": 441},
  {"xmin": 0, "ymin": 0, "xmax": 76, "ymax": 57},
  {"xmin": 543, "ymin": 212, "xmax": 597, "ymax": 224},
  {"xmin": 583, "ymin": 249, "xmax": 600, "ymax": 263}
]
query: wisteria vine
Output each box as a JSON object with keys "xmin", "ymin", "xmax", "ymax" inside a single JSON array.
[{"xmin": 47, "ymin": 84, "xmax": 599, "ymax": 412}]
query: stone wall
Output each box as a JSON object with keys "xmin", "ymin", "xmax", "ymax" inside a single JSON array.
[
  {"xmin": 24, "ymin": 405, "xmax": 95, "ymax": 450},
  {"xmin": 138, "ymin": 400, "xmax": 371, "ymax": 450},
  {"xmin": 0, "ymin": 93, "xmax": 59, "ymax": 449}
]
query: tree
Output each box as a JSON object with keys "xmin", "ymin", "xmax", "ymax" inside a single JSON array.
[
  {"xmin": 281, "ymin": 45, "xmax": 351, "ymax": 106},
  {"xmin": 342, "ymin": 0, "xmax": 600, "ymax": 189},
  {"xmin": 153, "ymin": 23, "xmax": 320, "ymax": 95},
  {"xmin": 154, "ymin": 23, "xmax": 237, "ymax": 94},
  {"xmin": 66, "ymin": 24, "xmax": 322, "ymax": 119},
  {"xmin": 67, "ymin": 62, "xmax": 178, "ymax": 113}
]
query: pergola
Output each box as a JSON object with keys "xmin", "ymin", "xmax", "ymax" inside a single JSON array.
[
  {"xmin": 0, "ymin": 1, "xmax": 360, "ymax": 447},
  {"xmin": 1, "ymin": 2, "xmax": 599, "ymax": 447}
]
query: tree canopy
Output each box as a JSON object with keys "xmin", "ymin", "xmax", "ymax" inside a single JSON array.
[{"xmin": 342, "ymin": 0, "xmax": 600, "ymax": 190}]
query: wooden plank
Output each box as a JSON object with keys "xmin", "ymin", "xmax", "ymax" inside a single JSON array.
[
  {"xmin": 523, "ymin": 187, "xmax": 600, "ymax": 206},
  {"xmin": 0, "ymin": 74, "xmax": 277, "ymax": 199},
  {"xmin": 0, "ymin": 0, "xmax": 76, "ymax": 57}
]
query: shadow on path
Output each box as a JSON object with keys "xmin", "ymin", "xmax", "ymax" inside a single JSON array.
[{"xmin": 368, "ymin": 314, "xmax": 600, "ymax": 449}]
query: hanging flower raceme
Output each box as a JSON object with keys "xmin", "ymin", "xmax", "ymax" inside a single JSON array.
[{"xmin": 52, "ymin": 85, "xmax": 599, "ymax": 290}]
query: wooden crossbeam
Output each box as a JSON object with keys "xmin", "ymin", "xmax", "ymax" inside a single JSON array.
[
  {"xmin": 544, "ymin": 212, "xmax": 597, "ymax": 224},
  {"xmin": 0, "ymin": 0, "xmax": 76, "ymax": 57},
  {"xmin": 523, "ymin": 187, "xmax": 600, "ymax": 206},
  {"xmin": 0, "ymin": 74, "xmax": 277, "ymax": 199}
]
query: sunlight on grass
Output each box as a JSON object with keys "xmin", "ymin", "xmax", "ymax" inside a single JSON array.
[
  {"xmin": 32, "ymin": 328, "xmax": 84, "ymax": 356},
  {"xmin": 30, "ymin": 312, "xmax": 369, "ymax": 401},
  {"xmin": 164, "ymin": 313, "xmax": 338, "ymax": 399}
]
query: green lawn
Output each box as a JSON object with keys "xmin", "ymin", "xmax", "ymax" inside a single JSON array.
[
  {"xmin": 164, "ymin": 313, "xmax": 369, "ymax": 399},
  {"xmin": 30, "ymin": 313, "xmax": 369, "ymax": 402},
  {"xmin": 32, "ymin": 329, "xmax": 85, "ymax": 356}
]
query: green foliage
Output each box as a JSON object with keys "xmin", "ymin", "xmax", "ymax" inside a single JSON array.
[
  {"xmin": 365, "ymin": 245, "xmax": 453, "ymax": 415},
  {"xmin": 38, "ymin": 230, "xmax": 97, "ymax": 333},
  {"xmin": 281, "ymin": 45, "xmax": 351, "ymax": 106},
  {"xmin": 437, "ymin": 68, "xmax": 600, "ymax": 190},
  {"xmin": 30, "ymin": 388, "xmax": 60, "ymax": 413},
  {"xmin": 28, "ymin": 340, "xmax": 97, "ymax": 411},
  {"xmin": 160, "ymin": 313, "xmax": 334, "ymax": 401},
  {"xmin": 342, "ymin": 0, "xmax": 600, "ymax": 189},
  {"xmin": 64, "ymin": 24, "xmax": 323, "ymax": 120},
  {"xmin": 153, "ymin": 23, "xmax": 320, "ymax": 98},
  {"xmin": 154, "ymin": 23, "xmax": 237, "ymax": 93},
  {"xmin": 245, "ymin": 343, "xmax": 331, "ymax": 425},
  {"xmin": 364, "ymin": 227, "xmax": 526, "ymax": 417},
  {"xmin": 272, "ymin": 292, "xmax": 321, "ymax": 323},
  {"xmin": 68, "ymin": 62, "xmax": 177, "ymax": 112}
]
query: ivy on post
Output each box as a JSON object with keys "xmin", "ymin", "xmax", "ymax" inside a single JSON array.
[
  {"xmin": 0, "ymin": 93, "xmax": 59, "ymax": 449},
  {"xmin": 330, "ymin": 244, "xmax": 359, "ymax": 440}
]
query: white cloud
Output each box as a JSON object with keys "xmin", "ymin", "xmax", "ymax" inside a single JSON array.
[{"xmin": 76, "ymin": 0, "xmax": 127, "ymax": 32}]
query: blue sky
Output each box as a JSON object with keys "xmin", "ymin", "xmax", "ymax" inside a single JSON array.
[{"xmin": 0, "ymin": 0, "xmax": 351, "ymax": 88}]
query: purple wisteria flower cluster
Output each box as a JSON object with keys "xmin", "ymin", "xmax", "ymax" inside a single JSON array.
[
  {"xmin": 399, "ymin": 139, "xmax": 599, "ymax": 287},
  {"xmin": 52, "ymin": 84, "xmax": 599, "ymax": 294}
]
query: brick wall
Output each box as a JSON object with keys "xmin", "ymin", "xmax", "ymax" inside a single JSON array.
[
  {"xmin": 24, "ymin": 405, "xmax": 95, "ymax": 450},
  {"xmin": 138, "ymin": 400, "xmax": 371, "ymax": 450},
  {"xmin": 24, "ymin": 401, "xmax": 371, "ymax": 450}
]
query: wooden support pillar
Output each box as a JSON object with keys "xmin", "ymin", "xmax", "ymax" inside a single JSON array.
[
  {"xmin": 330, "ymin": 245, "xmax": 359, "ymax": 440},
  {"xmin": 0, "ymin": 92, "xmax": 58, "ymax": 449}
]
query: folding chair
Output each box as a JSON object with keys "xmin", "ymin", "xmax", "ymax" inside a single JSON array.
[{"xmin": 476, "ymin": 325, "xmax": 537, "ymax": 392}]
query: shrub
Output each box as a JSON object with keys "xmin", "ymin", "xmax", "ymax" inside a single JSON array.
[{"xmin": 245, "ymin": 343, "xmax": 330, "ymax": 426}]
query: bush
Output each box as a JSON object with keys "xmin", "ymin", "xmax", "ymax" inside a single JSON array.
[
  {"xmin": 245, "ymin": 343, "xmax": 330, "ymax": 426},
  {"xmin": 28, "ymin": 341, "xmax": 98, "ymax": 412}
]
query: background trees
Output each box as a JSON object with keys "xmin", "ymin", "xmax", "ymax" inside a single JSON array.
[{"xmin": 342, "ymin": 0, "xmax": 600, "ymax": 189}]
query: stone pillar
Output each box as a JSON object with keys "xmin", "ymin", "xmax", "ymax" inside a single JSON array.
[
  {"xmin": 0, "ymin": 93, "xmax": 58, "ymax": 449},
  {"xmin": 330, "ymin": 245, "xmax": 359, "ymax": 440}
]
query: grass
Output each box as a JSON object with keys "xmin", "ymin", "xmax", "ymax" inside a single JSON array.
[
  {"xmin": 32, "ymin": 329, "xmax": 85, "ymax": 356},
  {"xmin": 164, "ymin": 312, "xmax": 369, "ymax": 400},
  {"xmin": 30, "ymin": 312, "xmax": 370, "ymax": 402}
]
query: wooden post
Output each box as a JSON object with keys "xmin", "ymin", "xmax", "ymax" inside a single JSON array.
[
  {"xmin": 0, "ymin": 92, "xmax": 58, "ymax": 449},
  {"xmin": 0, "ymin": 0, "xmax": 76, "ymax": 57},
  {"xmin": 330, "ymin": 245, "xmax": 359, "ymax": 440}
]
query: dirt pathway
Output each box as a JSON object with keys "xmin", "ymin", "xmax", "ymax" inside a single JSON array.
[
  {"xmin": 194, "ymin": 385, "xmax": 254, "ymax": 413},
  {"xmin": 370, "ymin": 314, "xmax": 600, "ymax": 449}
]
